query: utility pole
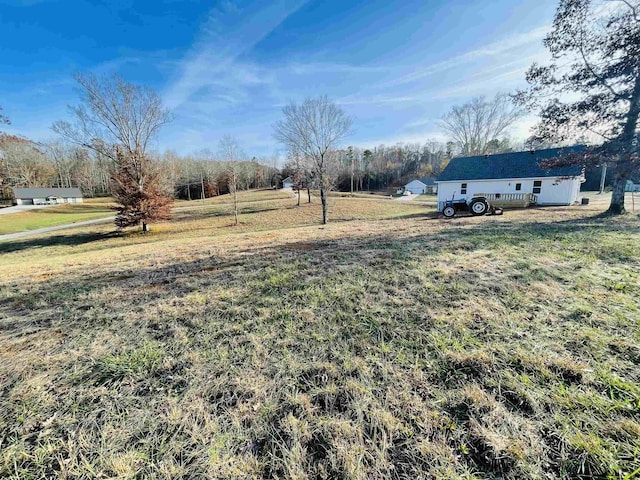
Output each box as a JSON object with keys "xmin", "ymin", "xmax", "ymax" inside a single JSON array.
[
  {"xmin": 599, "ymin": 163, "xmax": 607, "ymax": 194},
  {"xmin": 200, "ymin": 170, "xmax": 205, "ymax": 200}
]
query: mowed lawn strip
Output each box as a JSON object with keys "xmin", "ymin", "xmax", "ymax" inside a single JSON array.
[
  {"xmin": 0, "ymin": 195, "xmax": 638, "ymax": 479},
  {"xmin": 0, "ymin": 200, "xmax": 116, "ymax": 235}
]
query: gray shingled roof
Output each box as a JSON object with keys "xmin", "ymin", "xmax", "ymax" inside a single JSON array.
[
  {"xmin": 13, "ymin": 187, "xmax": 83, "ymax": 199},
  {"xmin": 437, "ymin": 146, "xmax": 585, "ymax": 182},
  {"xmin": 407, "ymin": 177, "xmax": 437, "ymax": 186}
]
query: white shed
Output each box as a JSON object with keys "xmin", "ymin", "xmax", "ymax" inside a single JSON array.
[
  {"xmin": 436, "ymin": 147, "xmax": 586, "ymax": 211},
  {"xmin": 13, "ymin": 187, "xmax": 84, "ymax": 206},
  {"xmin": 282, "ymin": 176, "xmax": 294, "ymax": 189},
  {"xmin": 404, "ymin": 177, "xmax": 437, "ymax": 194}
]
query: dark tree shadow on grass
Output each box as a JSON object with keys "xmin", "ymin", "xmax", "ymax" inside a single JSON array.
[{"xmin": 0, "ymin": 231, "xmax": 120, "ymax": 254}]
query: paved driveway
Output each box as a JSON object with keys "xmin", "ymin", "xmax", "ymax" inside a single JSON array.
[
  {"xmin": 0, "ymin": 216, "xmax": 115, "ymax": 242},
  {"xmin": 396, "ymin": 193, "xmax": 417, "ymax": 201},
  {"xmin": 0, "ymin": 204, "xmax": 59, "ymax": 215}
]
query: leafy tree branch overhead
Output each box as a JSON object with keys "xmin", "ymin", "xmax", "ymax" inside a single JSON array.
[
  {"xmin": 514, "ymin": 0, "xmax": 640, "ymax": 214},
  {"xmin": 0, "ymin": 106, "xmax": 9, "ymax": 125}
]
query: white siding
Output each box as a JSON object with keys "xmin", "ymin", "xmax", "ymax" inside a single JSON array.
[
  {"xmin": 436, "ymin": 177, "xmax": 582, "ymax": 211},
  {"xmin": 404, "ymin": 180, "xmax": 427, "ymax": 194},
  {"xmin": 15, "ymin": 196, "xmax": 83, "ymax": 205}
]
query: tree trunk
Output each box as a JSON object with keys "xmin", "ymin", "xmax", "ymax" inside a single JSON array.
[
  {"xmin": 608, "ymin": 75, "xmax": 640, "ymax": 213},
  {"xmin": 608, "ymin": 174, "xmax": 626, "ymax": 215},
  {"xmin": 142, "ymin": 221, "xmax": 148, "ymax": 232},
  {"xmin": 297, "ymin": 188, "xmax": 300, "ymax": 206},
  {"xmin": 320, "ymin": 187, "xmax": 327, "ymax": 224},
  {"xmin": 351, "ymin": 157, "xmax": 354, "ymax": 193},
  {"xmin": 307, "ymin": 185, "xmax": 311, "ymax": 203},
  {"xmin": 350, "ymin": 170, "xmax": 354, "ymax": 193},
  {"xmin": 233, "ymin": 188, "xmax": 239, "ymax": 225}
]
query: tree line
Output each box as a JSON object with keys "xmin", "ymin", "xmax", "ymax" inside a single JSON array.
[{"xmin": 0, "ymin": 133, "xmax": 278, "ymax": 200}]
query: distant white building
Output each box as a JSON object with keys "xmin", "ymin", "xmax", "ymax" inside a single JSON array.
[
  {"xmin": 404, "ymin": 177, "xmax": 437, "ymax": 194},
  {"xmin": 436, "ymin": 146, "xmax": 586, "ymax": 211},
  {"xmin": 626, "ymin": 180, "xmax": 640, "ymax": 192},
  {"xmin": 13, "ymin": 187, "xmax": 83, "ymax": 205},
  {"xmin": 282, "ymin": 176, "xmax": 294, "ymax": 189}
]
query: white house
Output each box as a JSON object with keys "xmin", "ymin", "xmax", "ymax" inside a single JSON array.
[
  {"xmin": 404, "ymin": 177, "xmax": 437, "ymax": 194},
  {"xmin": 436, "ymin": 146, "xmax": 586, "ymax": 211},
  {"xmin": 282, "ymin": 176, "xmax": 294, "ymax": 189},
  {"xmin": 13, "ymin": 187, "xmax": 83, "ymax": 205}
]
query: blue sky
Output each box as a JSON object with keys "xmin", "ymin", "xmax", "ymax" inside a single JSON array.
[{"xmin": 0, "ymin": 0, "xmax": 559, "ymax": 157}]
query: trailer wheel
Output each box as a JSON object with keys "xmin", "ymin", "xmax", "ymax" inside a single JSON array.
[
  {"xmin": 470, "ymin": 199, "xmax": 488, "ymax": 216},
  {"xmin": 442, "ymin": 206, "xmax": 456, "ymax": 218}
]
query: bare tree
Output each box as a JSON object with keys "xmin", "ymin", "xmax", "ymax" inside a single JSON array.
[
  {"xmin": 286, "ymin": 146, "xmax": 313, "ymax": 206},
  {"xmin": 218, "ymin": 135, "xmax": 244, "ymax": 226},
  {"xmin": 46, "ymin": 141, "xmax": 76, "ymax": 189},
  {"xmin": 53, "ymin": 73, "xmax": 172, "ymax": 160},
  {"xmin": 0, "ymin": 134, "xmax": 54, "ymax": 188},
  {"xmin": 53, "ymin": 73, "xmax": 173, "ymax": 230},
  {"xmin": 440, "ymin": 94, "xmax": 523, "ymax": 156},
  {"xmin": 274, "ymin": 96, "xmax": 352, "ymax": 224}
]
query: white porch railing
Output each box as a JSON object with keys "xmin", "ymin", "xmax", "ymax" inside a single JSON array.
[{"xmin": 476, "ymin": 193, "xmax": 538, "ymax": 207}]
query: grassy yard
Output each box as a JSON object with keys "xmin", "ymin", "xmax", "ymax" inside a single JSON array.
[
  {"xmin": 329, "ymin": 191, "xmax": 392, "ymax": 199},
  {"xmin": 412, "ymin": 193, "xmax": 438, "ymax": 204},
  {"xmin": 0, "ymin": 198, "xmax": 116, "ymax": 235},
  {"xmin": 0, "ymin": 194, "xmax": 638, "ymax": 479},
  {"xmin": 175, "ymin": 188, "xmax": 295, "ymax": 207}
]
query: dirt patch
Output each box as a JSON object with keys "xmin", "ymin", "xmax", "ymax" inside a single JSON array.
[{"xmin": 284, "ymin": 241, "xmax": 318, "ymax": 251}]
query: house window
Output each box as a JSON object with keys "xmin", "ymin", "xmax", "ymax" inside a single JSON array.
[
  {"xmin": 533, "ymin": 180, "xmax": 542, "ymax": 194},
  {"xmin": 461, "ymin": 183, "xmax": 467, "ymax": 195},
  {"xmin": 515, "ymin": 183, "xmax": 522, "ymax": 191}
]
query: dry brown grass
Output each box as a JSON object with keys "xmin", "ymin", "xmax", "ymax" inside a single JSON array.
[{"xmin": 0, "ymin": 192, "xmax": 639, "ymax": 479}]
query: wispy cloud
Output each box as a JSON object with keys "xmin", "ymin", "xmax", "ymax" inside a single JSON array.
[
  {"xmin": 377, "ymin": 25, "xmax": 549, "ymax": 89},
  {"xmin": 285, "ymin": 62, "xmax": 384, "ymax": 75},
  {"xmin": 358, "ymin": 131, "xmax": 448, "ymax": 147},
  {"xmin": 0, "ymin": 0, "xmax": 51, "ymax": 6},
  {"xmin": 162, "ymin": 0, "xmax": 308, "ymax": 111},
  {"xmin": 337, "ymin": 93, "xmax": 420, "ymax": 106},
  {"xmin": 431, "ymin": 67, "xmax": 531, "ymax": 100}
]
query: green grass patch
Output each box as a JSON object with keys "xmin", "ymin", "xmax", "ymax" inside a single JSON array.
[{"xmin": 0, "ymin": 202, "xmax": 115, "ymax": 235}]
